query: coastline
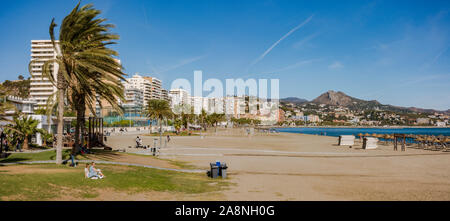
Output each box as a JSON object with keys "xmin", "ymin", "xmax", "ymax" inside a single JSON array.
[{"xmin": 270, "ymin": 125, "xmax": 450, "ymax": 129}]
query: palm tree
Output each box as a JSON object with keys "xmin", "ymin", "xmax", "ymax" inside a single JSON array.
[
  {"xmin": 200, "ymin": 109, "xmax": 208, "ymax": 131},
  {"xmin": 9, "ymin": 116, "xmax": 45, "ymax": 150},
  {"xmin": 173, "ymin": 118, "xmax": 183, "ymax": 133},
  {"xmin": 41, "ymin": 130, "xmax": 53, "ymax": 147},
  {"xmin": 146, "ymin": 100, "xmax": 172, "ymax": 148},
  {"xmin": 207, "ymin": 113, "xmax": 225, "ymax": 133},
  {"xmin": 67, "ymin": 71, "xmax": 124, "ymax": 154},
  {"xmin": 29, "ymin": 3, "xmax": 125, "ymax": 163}
]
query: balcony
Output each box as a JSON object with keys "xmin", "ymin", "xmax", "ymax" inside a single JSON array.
[
  {"xmin": 30, "ymin": 92, "xmax": 54, "ymax": 97},
  {"xmin": 30, "ymin": 82, "xmax": 54, "ymax": 86}
]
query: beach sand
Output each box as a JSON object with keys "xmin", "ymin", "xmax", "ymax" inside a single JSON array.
[{"xmin": 106, "ymin": 129, "xmax": 450, "ymax": 200}]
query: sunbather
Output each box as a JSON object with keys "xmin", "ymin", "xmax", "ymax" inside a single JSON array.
[
  {"xmin": 87, "ymin": 162, "xmax": 105, "ymax": 179},
  {"xmin": 84, "ymin": 164, "xmax": 91, "ymax": 179}
]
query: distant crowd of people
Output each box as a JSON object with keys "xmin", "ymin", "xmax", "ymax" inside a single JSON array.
[{"xmin": 134, "ymin": 135, "xmax": 170, "ymax": 149}]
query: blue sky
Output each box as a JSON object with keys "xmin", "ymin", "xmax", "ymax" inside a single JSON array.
[{"xmin": 1, "ymin": 0, "xmax": 449, "ymax": 110}]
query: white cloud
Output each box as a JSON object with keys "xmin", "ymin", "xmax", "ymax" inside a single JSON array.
[{"xmin": 328, "ymin": 61, "xmax": 344, "ymax": 69}]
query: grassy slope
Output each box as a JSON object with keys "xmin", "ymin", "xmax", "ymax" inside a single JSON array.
[
  {"xmin": 0, "ymin": 149, "xmax": 229, "ymax": 200},
  {"xmin": 1, "ymin": 149, "xmax": 203, "ymax": 170},
  {"xmin": 0, "ymin": 164, "xmax": 228, "ymax": 200},
  {"xmin": 0, "ymin": 150, "xmax": 73, "ymax": 163}
]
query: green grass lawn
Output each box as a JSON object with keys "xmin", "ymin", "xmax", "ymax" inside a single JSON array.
[
  {"xmin": 0, "ymin": 149, "xmax": 74, "ymax": 163},
  {"xmin": 0, "ymin": 164, "xmax": 229, "ymax": 201},
  {"xmin": 1, "ymin": 149, "xmax": 202, "ymax": 169}
]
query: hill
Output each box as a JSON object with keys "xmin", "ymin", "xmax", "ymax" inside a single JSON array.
[
  {"xmin": 310, "ymin": 90, "xmax": 449, "ymax": 114},
  {"xmin": 280, "ymin": 97, "xmax": 308, "ymax": 104}
]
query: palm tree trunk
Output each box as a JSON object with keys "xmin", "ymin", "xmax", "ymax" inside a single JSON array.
[
  {"xmin": 81, "ymin": 111, "xmax": 86, "ymax": 146},
  {"xmin": 73, "ymin": 108, "xmax": 82, "ymax": 155},
  {"xmin": 159, "ymin": 119, "xmax": 162, "ymax": 148},
  {"xmin": 23, "ymin": 136, "xmax": 29, "ymax": 150},
  {"xmin": 43, "ymin": 136, "xmax": 47, "ymax": 147},
  {"xmin": 56, "ymin": 78, "xmax": 64, "ymax": 164},
  {"xmin": 149, "ymin": 121, "xmax": 153, "ymax": 134},
  {"xmin": 73, "ymin": 97, "xmax": 85, "ymax": 155}
]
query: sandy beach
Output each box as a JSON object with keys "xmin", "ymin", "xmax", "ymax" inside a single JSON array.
[{"xmin": 106, "ymin": 129, "xmax": 450, "ymax": 200}]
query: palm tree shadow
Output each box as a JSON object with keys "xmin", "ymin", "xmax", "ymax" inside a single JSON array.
[
  {"xmin": 0, "ymin": 157, "xmax": 29, "ymax": 163},
  {"xmin": 80, "ymin": 149, "xmax": 124, "ymax": 161}
]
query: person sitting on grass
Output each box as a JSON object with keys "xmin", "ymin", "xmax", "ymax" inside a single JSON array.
[
  {"xmin": 87, "ymin": 162, "xmax": 105, "ymax": 179},
  {"xmin": 84, "ymin": 164, "xmax": 91, "ymax": 179}
]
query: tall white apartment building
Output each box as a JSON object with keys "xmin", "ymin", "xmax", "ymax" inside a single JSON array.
[
  {"xmin": 204, "ymin": 97, "xmax": 216, "ymax": 114},
  {"xmin": 121, "ymin": 87, "xmax": 144, "ymax": 114},
  {"xmin": 203, "ymin": 97, "xmax": 224, "ymax": 114},
  {"xmin": 123, "ymin": 74, "xmax": 165, "ymax": 105},
  {"xmin": 169, "ymin": 88, "xmax": 190, "ymax": 108},
  {"xmin": 190, "ymin": 96, "xmax": 210, "ymax": 115},
  {"xmin": 143, "ymin": 77, "xmax": 162, "ymax": 100},
  {"xmin": 123, "ymin": 74, "xmax": 152, "ymax": 105},
  {"xmin": 29, "ymin": 40, "xmax": 59, "ymax": 109},
  {"xmin": 224, "ymin": 97, "xmax": 235, "ymax": 116},
  {"xmin": 161, "ymin": 89, "xmax": 170, "ymax": 102},
  {"xmin": 224, "ymin": 96, "xmax": 246, "ymax": 117},
  {"xmin": 123, "ymin": 87, "xmax": 144, "ymax": 107}
]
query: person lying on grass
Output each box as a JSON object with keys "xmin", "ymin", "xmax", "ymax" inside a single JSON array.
[{"xmin": 85, "ymin": 162, "xmax": 105, "ymax": 179}]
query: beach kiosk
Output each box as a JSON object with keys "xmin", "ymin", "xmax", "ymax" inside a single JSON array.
[
  {"xmin": 338, "ymin": 135, "xmax": 355, "ymax": 146},
  {"xmin": 363, "ymin": 137, "xmax": 378, "ymax": 149}
]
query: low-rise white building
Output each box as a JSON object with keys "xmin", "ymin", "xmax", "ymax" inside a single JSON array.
[
  {"xmin": 6, "ymin": 96, "xmax": 37, "ymax": 115},
  {"xmin": 30, "ymin": 114, "xmax": 55, "ymax": 146},
  {"xmin": 436, "ymin": 121, "xmax": 446, "ymax": 127}
]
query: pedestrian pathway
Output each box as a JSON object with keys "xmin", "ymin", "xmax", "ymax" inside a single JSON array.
[{"xmin": 3, "ymin": 148, "xmax": 56, "ymax": 154}]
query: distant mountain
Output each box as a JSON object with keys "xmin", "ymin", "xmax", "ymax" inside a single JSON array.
[
  {"xmin": 312, "ymin": 90, "xmax": 381, "ymax": 108},
  {"xmin": 281, "ymin": 97, "xmax": 308, "ymax": 104},
  {"xmin": 311, "ymin": 90, "xmax": 449, "ymax": 114}
]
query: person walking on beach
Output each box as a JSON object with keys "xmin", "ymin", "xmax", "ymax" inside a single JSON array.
[
  {"xmin": 15, "ymin": 138, "xmax": 22, "ymax": 152},
  {"xmin": 3, "ymin": 138, "xmax": 8, "ymax": 152}
]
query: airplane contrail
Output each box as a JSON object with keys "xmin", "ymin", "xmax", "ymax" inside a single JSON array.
[
  {"xmin": 159, "ymin": 55, "xmax": 206, "ymax": 73},
  {"xmin": 250, "ymin": 15, "xmax": 314, "ymax": 67}
]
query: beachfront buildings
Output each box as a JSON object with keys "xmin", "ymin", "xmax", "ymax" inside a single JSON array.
[
  {"xmin": 121, "ymin": 87, "xmax": 144, "ymax": 115},
  {"xmin": 29, "ymin": 40, "xmax": 59, "ymax": 109},
  {"xmin": 122, "ymin": 74, "xmax": 166, "ymax": 106},
  {"xmin": 123, "ymin": 74, "xmax": 153, "ymax": 105},
  {"xmin": 190, "ymin": 96, "xmax": 208, "ymax": 115},
  {"xmin": 143, "ymin": 77, "xmax": 162, "ymax": 100},
  {"xmin": 169, "ymin": 88, "xmax": 190, "ymax": 108},
  {"xmin": 436, "ymin": 121, "xmax": 446, "ymax": 127},
  {"xmin": 161, "ymin": 89, "xmax": 170, "ymax": 102},
  {"xmin": 166, "ymin": 89, "xmax": 280, "ymax": 124},
  {"xmin": 416, "ymin": 118, "xmax": 430, "ymax": 125}
]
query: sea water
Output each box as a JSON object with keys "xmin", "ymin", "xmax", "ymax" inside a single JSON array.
[{"xmin": 275, "ymin": 127, "xmax": 450, "ymax": 137}]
